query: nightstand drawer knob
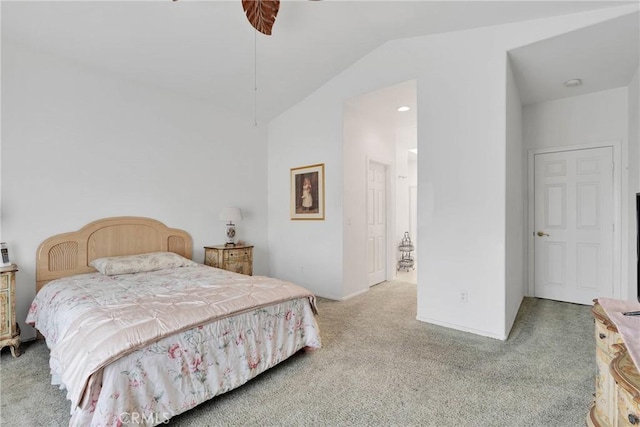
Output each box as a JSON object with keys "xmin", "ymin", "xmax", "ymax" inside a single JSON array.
[
  {"xmin": 629, "ymin": 414, "xmax": 639, "ymax": 425},
  {"xmin": 599, "ymin": 333, "xmax": 606, "ymax": 340}
]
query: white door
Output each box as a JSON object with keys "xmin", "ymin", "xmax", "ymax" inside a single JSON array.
[
  {"xmin": 367, "ymin": 160, "xmax": 387, "ymax": 286},
  {"xmin": 534, "ymin": 147, "xmax": 614, "ymax": 305}
]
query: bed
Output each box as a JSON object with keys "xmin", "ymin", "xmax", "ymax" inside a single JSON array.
[{"xmin": 26, "ymin": 217, "xmax": 321, "ymax": 426}]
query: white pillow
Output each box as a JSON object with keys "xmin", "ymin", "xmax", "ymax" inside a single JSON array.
[{"xmin": 90, "ymin": 252, "xmax": 197, "ymax": 276}]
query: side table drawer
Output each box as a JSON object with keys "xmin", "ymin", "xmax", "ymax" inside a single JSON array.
[
  {"xmin": 204, "ymin": 250, "xmax": 220, "ymax": 268},
  {"xmin": 0, "ymin": 265, "xmax": 20, "ymax": 358},
  {"xmin": 0, "ymin": 289, "xmax": 10, "ymax": 336},
  {"xmin": 224, "ymin": 249, "xmax": 251, "ymax": 262},
  {"xmin": 226, "ymin": 260, "xmax": 252, "ymax": 276}
]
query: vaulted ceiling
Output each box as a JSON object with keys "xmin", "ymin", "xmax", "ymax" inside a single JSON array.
[{"xmin": 2, "ymin": 1, "xmax": 638, "ymax": 123}]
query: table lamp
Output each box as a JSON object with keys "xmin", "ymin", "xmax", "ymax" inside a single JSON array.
[{"xmin": 219, "ymin": 207, "xmax": 242, "ymax": 246}]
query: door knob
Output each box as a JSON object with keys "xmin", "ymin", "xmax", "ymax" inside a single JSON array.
[{"xmin": 536, "ymin": 231, "xmax": 550, "ymax": 237}]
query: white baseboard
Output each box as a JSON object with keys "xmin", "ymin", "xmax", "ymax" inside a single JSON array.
[
  {"xmin": 416, "ymin": 316, "xmax": 507, "ymax": 341},
  {"xmin": 314, "ymin": 287, "xmax": 369, "ymax": 302},
  {"xmin": 339, "ymin": 288, "xmax": 369, "ymax": 301}
]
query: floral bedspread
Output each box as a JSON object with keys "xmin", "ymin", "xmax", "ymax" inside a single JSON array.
[{"xmin": 26, "ymin": 265, "xmax": 321, "ymax": 426}]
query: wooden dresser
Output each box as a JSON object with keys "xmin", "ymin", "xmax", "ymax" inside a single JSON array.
[
  {"xmin": 588, "ymin": 301, "xmax": 640, "ymax": 426},
  {"xmin": 0, "ymin": 264, "xmax": 21, "ymax": 357},
  {"xmin": 204, "ymin": 245, "xmax": 253, "ymax": 276}
]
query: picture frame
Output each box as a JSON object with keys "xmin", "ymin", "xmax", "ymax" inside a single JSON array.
[{"xmin": 290, "ymin": 163, "xmax": 325, "ymax": 220}]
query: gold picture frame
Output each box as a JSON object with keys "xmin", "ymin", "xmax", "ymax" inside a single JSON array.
[{"xmin": 290, "ymin": 163, "xmax": 325, "ymax": 220}]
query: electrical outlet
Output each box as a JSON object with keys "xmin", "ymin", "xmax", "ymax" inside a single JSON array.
[{"xmin": 460, "ymin": 291, "xmax": 468, "ymax": 303}]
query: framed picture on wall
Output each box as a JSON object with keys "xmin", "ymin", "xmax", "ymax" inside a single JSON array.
[{"xmin": 290, "ymin": 163, "xmax": 325, "ymax": 220}]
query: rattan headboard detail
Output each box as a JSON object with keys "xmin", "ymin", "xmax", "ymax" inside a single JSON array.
[{"xmin": 36, "ymin": 217, "xmax": 193, "ymax": 293}]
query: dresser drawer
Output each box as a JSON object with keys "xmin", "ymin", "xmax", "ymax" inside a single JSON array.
[
  {"xmin": 595, "ymin": 319, "xmax": 620, "ymax": 357},
  {"xmin": 616, "ymin": 383, "xmax": 640, "ymax": 426},
  {"xmin": 595, "ymin": 346, "xmax": 616, "ymax": 426}
]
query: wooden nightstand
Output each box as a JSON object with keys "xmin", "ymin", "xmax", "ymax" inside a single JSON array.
[
  {"xmin": 0, "ymin": 264, "xmax": 21, "ymax": 357},
  {"xmin": 204, "ymin": 245, "xmax": 253, "ymax": 276}
]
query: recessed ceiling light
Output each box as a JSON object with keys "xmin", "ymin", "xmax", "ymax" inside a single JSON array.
[
  {"xmin": 397, "ymin": 106, "xmax": 410, "ymax": 112},
  {"xmin": 563, "ymin": 79, "xmax": 582, "ymax": 88}
]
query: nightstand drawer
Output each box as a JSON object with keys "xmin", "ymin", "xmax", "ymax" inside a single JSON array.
[
  {"xmin": 0, "ymin": 290, "xmax": 10, "ymax": 335},
  {"xmin": 224, "ymin": 249, "xmax": 251, "ymax": 262},
  {"xmin": 204, "ymin": 251, "xmax": 218, "ymax": 267},
  {"xmin": 0, "ymin": 265, "xmax": 20, "ymax": 357}
]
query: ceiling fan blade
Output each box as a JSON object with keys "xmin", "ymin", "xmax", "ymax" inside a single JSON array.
[{"xmin": 242, "ymin": 0, "xmax": 280, "ymax": 36}]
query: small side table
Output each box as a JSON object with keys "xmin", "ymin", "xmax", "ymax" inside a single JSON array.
[
  {"xmin": 0, "ymin": 264, "xmax": 21, "ymax": 357},
  {"xmin": 204, "ymin": 245, "xmax": 254, "ymax": 276}
]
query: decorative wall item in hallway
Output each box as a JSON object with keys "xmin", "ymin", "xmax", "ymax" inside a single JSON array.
[{"xmin": 398, "ymin": 231, "xmax": 415, "ymax": 272}]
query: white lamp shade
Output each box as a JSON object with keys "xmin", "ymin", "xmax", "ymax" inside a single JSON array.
[{"xmin": 219, "ymin": 207, "xmax": 243, "ymax": 223}]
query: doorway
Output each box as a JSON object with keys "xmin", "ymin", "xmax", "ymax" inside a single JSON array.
[
  {"xmin": 342, "ymin": 79, "xmax": 417, "ymax": 297},
  {"xmin": 531, "ymin": 146, "xmax": 617, "ymax": 304}
]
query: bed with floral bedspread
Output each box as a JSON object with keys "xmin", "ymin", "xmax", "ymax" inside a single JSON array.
[{"xmin": 27, "ymin": 254, "xmax": 321, "ymax": 427}]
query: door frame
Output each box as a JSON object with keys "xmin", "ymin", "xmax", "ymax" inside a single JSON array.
[
  {"xmin": 409, "ymin": 185, "xmax": 418, "ymax": 255},
  {"xmin": 526, "ymin": 141, "xmax": 622, "ymax": 300},
  {"xmin": 366, "ymin": 156, "xmax": 394, "ymax": 285}
]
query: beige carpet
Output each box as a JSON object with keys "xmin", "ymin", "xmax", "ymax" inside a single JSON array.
[{"xmin": 0, "ymin": 280, "xmax": 594, "ymax": 426}]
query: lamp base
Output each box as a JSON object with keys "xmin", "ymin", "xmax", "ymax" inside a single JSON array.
[{"xmin": 225, "ymin": 223, "xmax": 236, "ymax": 246}]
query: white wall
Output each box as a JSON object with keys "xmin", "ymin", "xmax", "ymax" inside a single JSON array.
[
  {"xmin": 1, "ymin": 40, "xmax": 269, "ymax": 339},
  {"xmin": 267, "ymin": 95, "xmax": 344, "ymax": 300},
  {"xmin": 267, "ymin": 5, "xmax": 637, "ymax": 339},
  {"xmin": 414, "ymin": 33, "xmax": 508, "ymax": 339},
  {"xmin": 505, "ymin": 58, "xmax": 525, "ymax": 335},
  {"xmin": 523, "ymin": 87, "xmax": 630, "ymax": 299},
  {"xmin": 629, "ymin": 67, "xmax": 640, "ymax": 301},
  {"xmin": 523, "ymin": 88, "xmax": 628, "ymax": 150}
]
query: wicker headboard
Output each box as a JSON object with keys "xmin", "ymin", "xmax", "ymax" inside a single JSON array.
[{"xmin": 36, "ymin": 217, "xmax": 193, "ymax": 293}]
